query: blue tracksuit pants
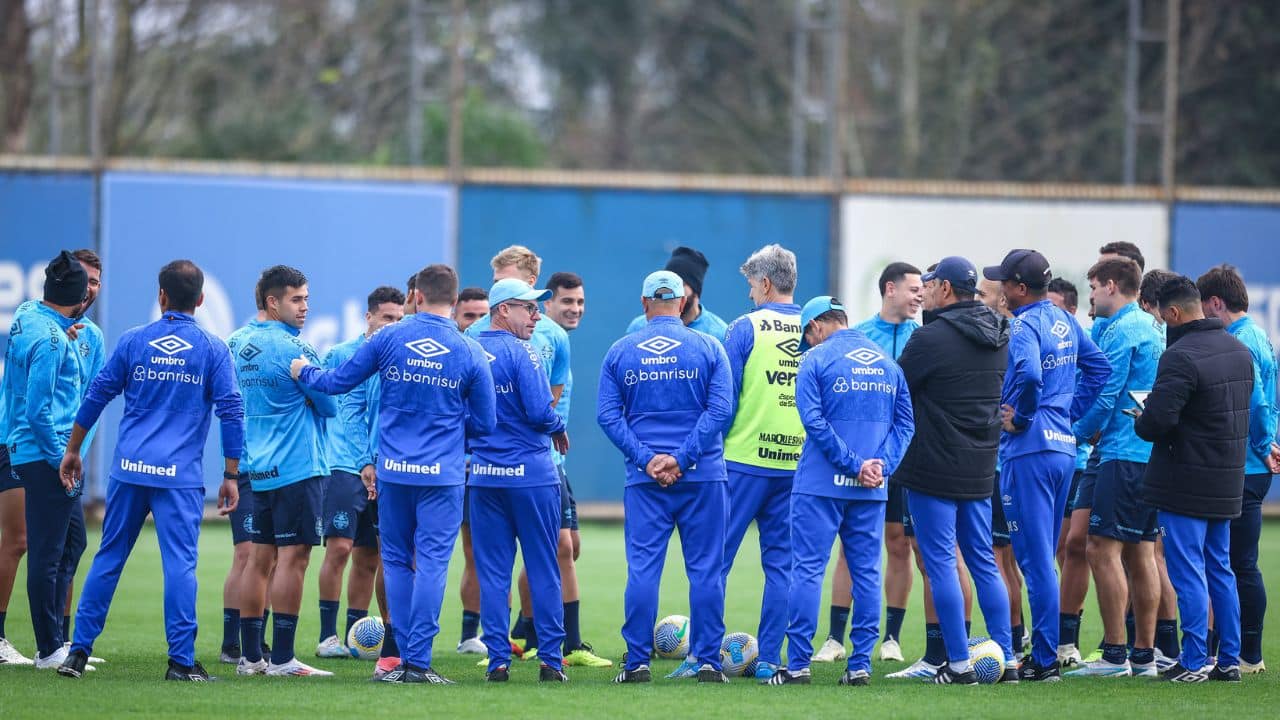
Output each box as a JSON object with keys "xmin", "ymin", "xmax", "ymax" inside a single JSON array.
[
  {"xmin": 623, "ymin": 481, "xmax": 727, "ymax": 671},
  {"xmin": 377, "ymin": 481, "xmax": 463, "ymax": 670},
  {"xmin": 470, "ymin": 484, "xmax": 564, "ymax": 672},
  {"xmin": 71, "ymin": 480, "xmax": 204, "ymax": 666},
  {"xmin": 17, "ymin": 460, "xmax": 81, "ymax": 656},
  {"xmin": 907, "ymin": 489, "xmax": 1014, "ymax": 664},
  {"xmin": 785, "ymin": 493, "xmax": 882, "ymax": 673},
  {"xmin": 1002, "ymin": 451, "xmax": 1072, "ymax": 668},
  {"xmin": 723, "ymin": 470, "xmax": 792, "ymax": 666},
  {"xmin": 1160, "ymin": 510, "xmax": 1241, "ymax": 670}
]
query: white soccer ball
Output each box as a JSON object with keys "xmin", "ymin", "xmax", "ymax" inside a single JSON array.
[
  {"xmin": 654, "ymin": 614, "xmax": 691, "ymax": 659},
  {"xmin": 968, "ymin": 637, "xmax": 1005, "ymax": 684},
  {"xmin": 347, "ymin": 616, "xmax": 385, "ymax": 660},
  {"xmin": 720, "ymin": 632, "xmax": 759, "ymax": 677}
]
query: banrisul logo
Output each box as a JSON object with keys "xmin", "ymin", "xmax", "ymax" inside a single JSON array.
[
  {"xmin": 1050, "ymin": 320, "xmax": 1070, "ymax": 339},
  {"xmin": 845, "ymin": 347, "xmax": 886, "ymax": 376},
  {"xmin": 405, "ymin": 337, "xmax": 450, "ymax": 369},
  {"xmin": 637, "ymin": 335, "xmax": 681, "ymax": 365},
  {"xmin": 149, "ymin": 334, "xmax": 193, "ymax": 356},
  {"xmin": 775, "ymin": 338, "xmax": 803, "ymax": 358}
]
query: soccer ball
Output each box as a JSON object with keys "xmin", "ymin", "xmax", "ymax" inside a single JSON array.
[
  {"xmin": 654, "ymin": 615, "xmax": 691, "ymax": 659},
  {"xmin": 347, "ymin": 616, "xmax": 385, "ymax": 660},
  {"xmin": 968, "ymin": 637, "xmax": 1005, "ymax": 684},
  {"xmin": 720, "ymin": 632, "xmax": 759, "ymax": 677}
]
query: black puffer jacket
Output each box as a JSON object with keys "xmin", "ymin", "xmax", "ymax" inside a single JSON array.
[
  {"xmin": 894, "ymin": 301, "xmax": 1009, "ymax": 500},
  {"xmin": 1137, "ymin": 318, "xmax": 1254, "ymax": 519}
]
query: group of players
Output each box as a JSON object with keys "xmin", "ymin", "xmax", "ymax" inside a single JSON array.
[{"xmin": 0, "ymin": 239, "xmax": 1275, "ymax": 686}]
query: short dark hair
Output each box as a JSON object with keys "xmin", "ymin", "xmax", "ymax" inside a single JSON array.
[
  {"xmin": 1196, "ymin": 264, "xmax": 1249, "ymax": 313},
  {"xmin": 253, "ymin": 276, "xmax": 267, "ymax": 311},
  {"xmin": 72, "ymin": 249, "xmax": 102, "ymax": 272},
  {"xmin": 546, "ymin": 271, "xmax": 583, "ymax": 295},
  {"xmin": 458, "ymin": 286, "xmax": 488, "ymax": 303},
  {"xmin": 158, "ymin": 260, "xmax": 203, "ymax": 312},
  {"xmin": 1156, "ymin": 275, "xmax": 1202, "ymax": 312},
  {"xmin": 814, "ymin": 307, "xmax": 848, "ymax": 326},
  {"xmin": 414, "ymin": 264, "xmax": 459, "ymax": 306},
  {"xmin": 259, "ymin": 265, "xmax": 307, "ymax": 304},
  {"xmin": 367, "ymin": 286, "xmax": 406, "ymax": 312},
  {"xmin": 878, "ymin": 262, "xmax": 922, "ymax": 297},
  {"xmin": 1098, "ymin": 242, "xmax": 1145, "ymax": 271},
  {"xmin": 1047, "ymin": 277, "xmax": 1078, "ymax": 310},
  {"xmin": 406, "ymin": 273, "xmax": 417, "ymax": 294},
  {"xmin": 1140, "ymin": 269, "xmax": 1178, "ymax": 309},
  {"xmin": 1087, "ymin": 257, "xmax": 1141, "ymax": 297}
]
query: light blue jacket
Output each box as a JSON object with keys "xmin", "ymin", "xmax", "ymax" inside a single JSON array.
[
  {"xmin": 3, "ymin": 302, "xmax": 82, "ymax": 467},
  {"xmin": 1072, "ymin": 303, "xmax": 1162, "ymax": 463},
  {"xmin": 1227, "ymin": 315, "xmax": 1279, "ymax": 475}
]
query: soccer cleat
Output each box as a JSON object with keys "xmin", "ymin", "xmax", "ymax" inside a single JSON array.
[
  {"xmin": 886, "ymin": 658, "xmax": 942, "ymax": 679},
  {"xmin": 539, "ymin": 663, "xmax": 570, "ymax": 683},
  {"xmin": 373, "ymin": 665, "xmax": 406, "ymax": 683},
  {"xmin": 1082, "ymin": 647, "xmax": 1103, "ymax": 664},
  {"xmin": 697, "ymin": 664, "xmax": 730, "ymax": 683},
  {"xmin": 878, "ymin": 638, "xmax": 904, "ymax": 662},
  {"xmin": 1017, "ymin": 657, "xmax": 1061, "ymax": 683},
  {"xmin": 219, "ymin": 646, "xmax": 242, "ymax": 665},
  {"xmin": 763, "ymin": 667, "xmax": 810, "ymax": 685},
  {"xmin": 999, "ymin": 664, "xmax": 1020, "ymax": 684},
  {"xmin": 754, "ymin": 661, "xmax": 779, "ymax": 680},
  {"xmin": 56, "ymin": 649, "xmax": 89, "ymax": 678},
  {"xmin": 509, "ymin": 639, "xmax": 523, "ymax": 656},
  {"xmin": 265, "ymin": 658, "xmax": 334, "ymax": 677},
  {"xmin": 456, "ymin": 637, "xmax": 486, "ymax": 655},
  {"xmin": 64, "ymin": 642, "xmax": 104, "ymax": 664},
  {"xmin": 1057, "ymin": 643, "xmax": 1082, "ymax": 667},
  {"xmin": 932, "ymin": 665, "xmax": 978, "ymax": 685},
  {"xmin": 236, "ymin": 657, "xmax": 268, "ymax": 676},
  {"xmin": 1065, "ymin": 658, "xmax": 1131, "ymax": 677},
  {"xmin": 1154, "ymin": 648, "xmax": 1178, "ymax": 672},
  {"xmin": 315, "ymin": 635, "xmax": 349, "ymax": 659},
  {"xmin": 165, "ymin": 659, "xmax": 217, "ymax": 682},
  {"xmin": 373, "ymin": 656, "xmax": 401, "ymax": 680},
  {"xmin": 564, "ymin": 643, "xmax": 613, "ymax": 668},
  {"xmin": 35, "ymin": 645, "xmax": 69, "ymax": 670},
  {"xmin": 613, "ymin": 665, "xmax": 652, "ymax": 683},
  {"xmin": 839, "ymin": 669, "xmax": 870, "ymax": 686},
  {"xmin": 1208, "ymin": 665, "xmax": 1241, "ymax": 683},
  {"xmin": 1161, "ymin": 662, "xmax": 1208, "ymax": 683},
  {"xmin": 813, "ymin": 637, "xmax": 847, "ymax": 663},
  {"xmin": 486, "ymin": 664, "xmax": 510, "ymax": 682},
  {"xmin": 0, "ymin": 638, "xmax": 34, "ymax": 666},
  {"xmin": 1240, "ymin": 658, "xmax": 1266, "ymax": 674},
  {"xmin": 1130, "ymin": 660, "xmax": 1158, "ymax": 678},
  {"xmin": 666, "ymin": 657, "xmax": 700, "ymax": 679},
  {"xmin": 416, "ymin": 667, "xmax": 456, "ymax": 684}
]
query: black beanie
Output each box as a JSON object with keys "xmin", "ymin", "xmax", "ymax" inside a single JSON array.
[
  {"xmin": 664, "ymin": 246, "xmax": 710, "ymax": 297},
  {"xmin": 43, "ymin": 250, "xmax": 89, "ymax": 307}
]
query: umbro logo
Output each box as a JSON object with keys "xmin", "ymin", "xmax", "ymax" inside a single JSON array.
[
  {"xmin": 239, "ymin": 344, "xmax": 262, "ymax": 361},
  {"xmin": 405, "ymin": 337, "xmax": 451, "ymax": 359},
  {"xmin": 9, "ymin": 319, "xmax": 21, "ymax": 336},
  {"xmin": 1050, "ymin": 320, "xmax": 1070, "ymax": 339},
  {"xmin": 149, "ymin": 334, "xmax": 193, "ymax": 355},
  {"xmin": 845, "ymin": 347, "xmax": 884, "ymax": 366},
  {"xmin": 484, "ymin": 351, "xmax": 497, "ymax": 363},
  {"xmin": 636, "ymin": 335, "xmax": 681, "ymax": 355},
  {"xmin": 775, "ymin": 338, "xmax": 803, "ymax": 358}
]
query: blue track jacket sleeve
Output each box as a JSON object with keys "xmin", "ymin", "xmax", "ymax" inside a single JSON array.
[
  {"xmin": 464, "ymin": 341, "xmax": 497, "ymax": 438},
  {"xmin": 74, "ymin": 335, "xmax": 131, "ymax": 431},
  {"xmin": 596, "ymin": 347, "xmax": 656, "ymax": 470},
  {"xmin": 341, "ymin": 379, "xmax": 374, "ymax": 468},
  {"xmin": 1007, "ymin": 323, "xmax": 1043, "ymax": 430},
  {"xmin": 673, "ymin": 339, "xmax": 733, "ymax": 470},
  {"xmin": 1134, "ymin": 351, "xmax": 1195, "ymax": 442},
  {"xmin": 210, "ymin": 344, "xmax": 246, "ymax": 460},
  {"xmin": 515, "ymin": 341, "xmax": 565, "ymax": 436},
  {"xmin": 1072, "ymin": 328, "xmax": 1128, "ymax": 440},
  {"xmin": 25, "ymin": 335, "xmax": 68, "ymax": 464},
  {"xmin": 297, "ymin": 340, "xmax": 339, "ymax": 417},
  {"xmin": 1070, "ymin": 322, "xmax": 1111, "ymax": 422},
  {"xmin": 877, "ymin": 372, "xmax": 916, "ymax": 477},
  {"xmin": 299, "ymin": 337, "xmax": 380, "ymax": 396},
  {"xmin": 723, "ymin": 316, "xmax": 753, "ymax": 416},
  {"xmin": 796, "ymin": 352, "xmax": 863, "ymax": 477}
]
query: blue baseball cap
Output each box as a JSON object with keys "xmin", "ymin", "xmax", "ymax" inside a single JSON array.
[
  {"xmin": 922, "ymin": 256, "xmax": 979, "ymax": 295},
  {"xmin": 488, "ymin": 278, "xmax": 551, "ymax": 308},
  {"xmin": 642, "ymin": 270, "xmax": 686, "ymax": 299},
  {"xmin": 798, "ymin": 295, "xmax": 845, "ymax": 351}
]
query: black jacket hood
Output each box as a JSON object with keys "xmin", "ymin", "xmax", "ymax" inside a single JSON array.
[{"xmin": 925, "ymin": 301, "xmax": 1009, "ymax": 351}]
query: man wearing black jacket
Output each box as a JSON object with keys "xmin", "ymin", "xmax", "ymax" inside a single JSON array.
[
  {"xmin": 1135, "ymin": 275, "xmax": 1253, "ymax": 684},
  {"xmin": 895, "ymin": 256, "xmax": 1016, "ymax": 685}
]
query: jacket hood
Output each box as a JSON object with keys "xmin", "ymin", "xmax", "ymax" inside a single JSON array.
[{"xmin": 926, "ymin": 301, "xmax": 1009, "ymax": 350}]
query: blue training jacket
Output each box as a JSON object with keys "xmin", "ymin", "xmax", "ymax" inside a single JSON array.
[
  {"xmin": 75, "ymin": 311, "xmax": 245, "ymax": 489},
  {"xmin": 597, "ymin": 315, "xmax": 733, "ymax": 486},
  {"xmin": 1001, "ymin": 299, "xmax": 1110, "ymax": 460},
  {"xmin": 468, "ymin": 329, "xmax": 564, "ymax": 488},
  {"xmin": 73, "ymin": 315, "xmax": 106, "ymax": 458},
  {"xmin": 3, "ymin": 302, "xmax": 82, "ymax": 467},
  {"xmin": 626, "ymin": 306, "xmax": 729, "ymax": 342},
  {"xmin": 853, "ymin": 313, "xmax": 921, "ymax": 361},
  {"xmin": 794, "ymin": 329, "xmax": 915, "ymax": 501},
  {"xmin": 1073, "ymin": 303, "xmax": 1162, "ymax": 464},
  {"xmin": 1227, "ymin": 315, "xmax": 1279, "ymax": 474},
  {"xmin": 299, "ymin": 312, "xmax": 496, "ymax": 487},
  {"xmin": 323, "ymin": 335, "xmax": 373, "ymax": 474},
  {"xmin": 227, "ymin": 319, "xmax": 336, "ymax": 491}
]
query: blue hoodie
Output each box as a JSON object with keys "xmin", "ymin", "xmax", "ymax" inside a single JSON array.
[
  {"xmin": 794, "ymin": 329, "xmax": 915, "ymax": 500},
  {"xmin": 3, "ymin": 302, "xmax": 82, "ymax": 467},
  {"xmin": 1227, "ymin": 315, "xmax": 1279, "ymax": 474},
  {"xmin": 227, "ymin": 319, "xmax": 336, "ymax": 491},
  {"xmin": 597, "ymin": 315, "xmax": 733, "ymax": 485},
  {"xmin": 1072, "ymin": 302, "xmax": 1162, "ymax": 464},
  {"xmin": 298, "ymin": 312, "xmax": 496, "ymax": 487},
  {"xmin": 854, "ymin": 313, "xmax": 920, "ymax": 360},
  {"xmin": 74, "ymin": 311, "xmax": 245, "ymax": 489},
  {"xmin": 323, "ymin": 335, "xmax": 374, "ymax": 474},
  {"xmin": 468, "ymin": 329, "xmax": 564, "ymax": 488},
  {"xmin": 1001, "ymin": 299, "xmax": 1110, "ymax": 460}
]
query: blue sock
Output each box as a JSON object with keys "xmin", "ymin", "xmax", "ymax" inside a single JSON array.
[
  {"xmin": 261, "ymin": 610, "xmax": 271, "ymax": 653},
  {"xmin": 884, "ymin": 607, "xmax": 906, "ymax": 642},
  {"xmin": 924, "ymin": 623, "xmax": 946, "ymax": 665},
  {"xmin": 524, "ymin": 615, "xmax": 540, "ymax": 652},
  {"xmin": 346, "ymin": 608, "xmax": 368, "ymax": 641},
  {"xmin": 62, "ymin": 615, "xmax": 70, "ymax": 643},
  {"xmin": 1130, "ymin": 646, "xmax": 1154, "ymax": 665},
  {"xmin": 1012, "ymin": 624, "xmax": 1025, "ymax": 655},
  {"xmin": 461, "ymin": 610, "xmax": 480, "ymax": 642},
  {"xmin": 1102, "ymin": 642, "xmax": 1127, "ymax": 665},
  {"xmin": 318, "ymin": 600, "xmax": 339, "ymax": 643},
  {"xmin": 1059, "ymin": 613, "xmax": 1080, "ymax": 647},
  {"xmin": 1156, "ymin": 619, "xmax": 1179, "ymax": 658},
  {"xmin": 1125, "ymin": 609, "xmax": 1136, "ymax": 650},
  {"xmin": 222, "ymin": 608, "xmax": 241, "ymax": 651},
  {"xmin": 0, "ymin": 610, "xmax": 7, "ymax": 638},
  {"xmin": 828, "ymin": 604, "xmax": 851, "ymax": 641},
  {"xmin": 240, "ymin": 617, "xmax": 265, "ymax": 663},
  {"xmin": 271, "ymin": 613, "xmax": 299, "ymax": 665},
  {"xmin": 564, "ymin": 601, "xmax": 582, "ymax": 652},
  {"xmin": 381, "ymin": 623, "xmax": 400, "ymax": 658},
  {"xmin": 510, "ymin": 613, "xmax": 526, "ymax": 640},
  {"xmin": 965, "ymin": 620, "xmax": 972, "ymax": 637}
]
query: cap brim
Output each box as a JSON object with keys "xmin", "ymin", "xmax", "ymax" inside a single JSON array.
[
  {"xmin": 981, "ymin": 265, "xmax": 1007, "ymax": 281},
  {"xmin": 522, "ymin": 288, "xmax": 553, "ymax": 302},
  {"xmin": 920, "ymin": 270, "xmax": 939, "ymax": 283}
]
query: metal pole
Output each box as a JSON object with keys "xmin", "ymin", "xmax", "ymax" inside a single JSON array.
[
  {"xmin": 826, "ymin": 0, "xmax": 847, "ymax": 296},
  {"xmin": 789, "ymin": 0, "xmax": 809, "ymax": 177},
  {"xmin": 87, "ymin": 0, "xmax": 100, "ymax": 163},
  {"xmin": 1160, "ymin": 0, "xmax": 1180, "ymax": 195},
  {"xmin": 407, "ymin": 0, "xmax": 424, "ymax": 165},
  {"xmin": 446, "ymin": 0, "xmax": 465, "ymax": 180},
  {"xmin": 1123, "ymin": 0, "xmax": 1140, "ymax": 185},
  {"xmin": 48, "ymin": 1, "xmax": 61, "ymax": 155}
]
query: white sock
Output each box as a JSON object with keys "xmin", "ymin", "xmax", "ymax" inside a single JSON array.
[{"xmin": 950, "ymin": 660, "xmax": 972, "ymax": 673}]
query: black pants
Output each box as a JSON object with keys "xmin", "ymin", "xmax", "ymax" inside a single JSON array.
[
  {"xmin": 1230, "ymin": 472, "xmax": 1273, "ymax": 663},
  {"xmin": 17, "ymin": 461, "xmax": 83, "ymax": 657}
]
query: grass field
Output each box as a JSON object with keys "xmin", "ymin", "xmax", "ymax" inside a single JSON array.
[{"xmin": 3, "ymin": 519, "xmax": 1280, "ymax": 718}]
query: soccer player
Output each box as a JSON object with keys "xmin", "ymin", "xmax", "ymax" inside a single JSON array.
[
  {"xmin": 1197, "ymin": 265, "xmax": 1280, "ymax": 673},
  {"xmin": 470, "ymin": 278, "xmax": 571, "ymax": 683},
  {"xmin": 984, "ymin": 249, "xmax": 1110, "ymax": 682},
  {"xmin": 768, "ymin": 296, "xmax": 914, "ymax": 686},
  {"xmin": 1135, "ymin": 275, "xmax": 1254, "ymax": 683},
  {"xmin": 600, "ymin": 271, "xmax": 733, "ymax": 684},
  {"xmin": 55, "ymin": 260, "xmax": 244, "ymax": 680},
  {"xmin": 625, "ymin": 247, "xmax": 728, "ymax": 338},
  {"xmin": 454, "ymin": 286, "xmax": 489, "ymax": 655},
  {"xmin": 717, "ymin": 244, "xmax": 802, "ymax": 681},
  {"xmin": 232, "ymin": 265, "xmax": 338, "ymax": 678},
  {"xmin": 2, "ymin": 251, "xmax": 88, "ymax": 669},
  {"xmin": 292, "ymin": 264, "xmax": 496, "ymax": 684},
  {"xmin": 315, "ymin": 286, "xmax": 405, "ymax": 658},
  {"xmin": 453, "ymin": 287, "xmax": 489, "ymax": 333},
  {"xmin": 895, "ymin": 257, "xmax": 1018, "ymax": 685},
  {"xmin": 1066, "ymin": 258, "xmax": 1163, "ymax": 678}
]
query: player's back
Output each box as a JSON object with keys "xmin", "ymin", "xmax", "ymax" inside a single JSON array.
[{"xmin": 3, "ymin": 300, "xmax": 81, "ymax": 465}]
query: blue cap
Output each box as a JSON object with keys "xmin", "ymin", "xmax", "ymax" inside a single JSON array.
[
  {"xmin": 798, "ymin": 295, "xmax": 845, "ymax": 351},
  {"xmin": 922, "ymin": 256, "xmax": 979, "ymax": 295},
  {"xmin": 488, "ymin": 278, "xmax": 551, "ymax": 309},
  {"xmin": 642, "ymin": 270, "xmax": 685, "ymax": 299}
]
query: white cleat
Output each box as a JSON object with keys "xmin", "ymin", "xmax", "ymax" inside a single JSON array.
[
  {"xmin": 0, "ymin": 638, "xmax": 34, "ymax": 666},
  {"xmin": 1154, "ymin": 648, "xmax": 1178, "ymax": 673},
  {"xmin": 1130, "ymin": 660, "xmax": 1157, "ymax": 678},
  {"xmin": 885, "ymin": 657, "xmax": 941, "ymax": 679},
  {"xmin": 813, "ymin": 637, "xmax": 847, "ymax": 663},
  {"xmin": 456, "ymin": 637, "xmax": 487, "ymax": 655},
  {"xmin": 1240, "ymin": 658, "xmax": 1266, "ymax": 674},
  {"xmin": 266, "ymin": 657, "xmax": 334, "ymax": 677},
  {"xmin": 878, "ymin": 638, "xmax": 905, "ymax": 662},
  {"xmin": 1057, "ymin": 643, "xmax": 1082, "ymax": 668},
  {"xmin": 1065, "ymin": 658, "xmax": 1131, "ymax": 677},
  {"xmin": 236, "ymin": 657, "xmax": 268, "ymax": 676},
  {"xmin": 34, "ymin": 645, "xmax": 69, "ymax": 670},
  {"xmin": 315, "ymin": 635, "xmax": 350, "ymax": 659}
]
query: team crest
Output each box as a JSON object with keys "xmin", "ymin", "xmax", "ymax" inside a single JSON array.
[{"xmin": 332, "ymin": 511, "xmax": 351, "ymax": 531}]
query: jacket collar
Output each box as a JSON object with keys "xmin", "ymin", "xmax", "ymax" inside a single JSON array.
[
  {"xmin": 251, "ymin": 318, "xmax": 301, "ymax": 337},
  {"xmin": 922, "ymin": 300, "xmax": 983, "ymax": 324},
  {"xmin": 1168, "ymin": 317, "xmax": 1224, "ymax": 345}
]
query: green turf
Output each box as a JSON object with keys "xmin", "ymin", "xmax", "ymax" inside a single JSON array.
[{"xmin": 3, "ymin": 519, "xmax": 1280, "ymax": 718}]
